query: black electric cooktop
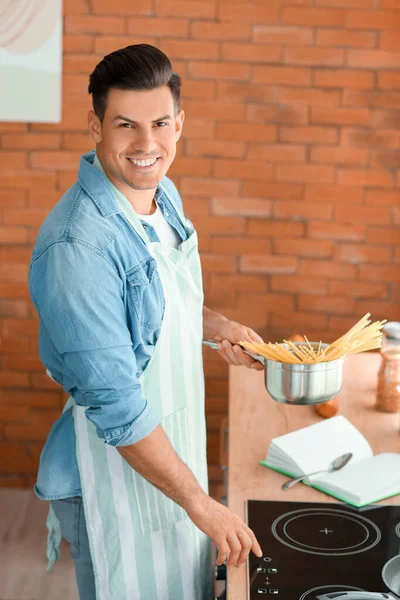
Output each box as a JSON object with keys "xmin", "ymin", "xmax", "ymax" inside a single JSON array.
[{"xmin": 247, "ymin": 500, "xmax": 400, "ymax": 598}]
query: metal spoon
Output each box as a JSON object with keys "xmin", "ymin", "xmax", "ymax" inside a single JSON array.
[{"xmin": 282, "ymin": 452, "xmax": 353, "ymax": 490}]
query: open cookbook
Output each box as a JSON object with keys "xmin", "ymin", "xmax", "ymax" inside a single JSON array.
[{"xmin": 260, "ymin": 415, "xmax": 400, "ymax": 507}]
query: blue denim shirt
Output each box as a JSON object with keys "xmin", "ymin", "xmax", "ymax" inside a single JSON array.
[{"xmin": 29, "ymin": 150, "xmax": 191, "ymax": 500}]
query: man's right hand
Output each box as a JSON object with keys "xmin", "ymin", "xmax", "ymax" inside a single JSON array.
[{"xmin": 184, "ymin": 494, "xmax": 262, "ymax": 567}]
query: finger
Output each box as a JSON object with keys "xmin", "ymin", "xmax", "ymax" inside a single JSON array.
[
  {"xmin": 216, "ymin": 542, "xmax": 230, "ymax": 566},
  {"xmin": 221, "ymin": 340, "xmax": 242, "ymax": 365},
  {"xmin": 247, "ymin": 328, "xmax": 264, "ymax": 345},
  {"xmin": 236, "ymin": 530, "xmax": 253, "ymax": 566},
  {"xmin": 216, "ymin": 343, "xmax": 235, "ymax": 366},
  {"xmin": 243, "ymin": 526, "xmax": 263, "ymax": 558},
  {"xmin": 232, "ymin": 345, "xmax": 264, "ymax": 371},
  {"xmin": 226, "ymin": 534, "xmax": 242, "ymax": 567}
]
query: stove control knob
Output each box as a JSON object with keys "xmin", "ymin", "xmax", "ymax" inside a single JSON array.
[
  {"xmin": 263, "ymin": 557, "xmax": 273, "ymax": 562},
  {"xmin": 269, "ymin": 591, "xmax": 279, "ymax": 595},
  {"xmin": 214, "ymin": 564, "xmax": 227, "ymax": 581},
  {"xmin": 268, "ymin": 568, "xmax": 277, "ymax": 574},
  {"xmin": 257, "ymin": 590, "xmax": 268, "ymax": 595}
]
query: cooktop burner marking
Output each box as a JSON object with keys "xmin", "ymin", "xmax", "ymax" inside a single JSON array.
[
  {"xmin": 271, "ymin": 508, "xmax": 381, "ymax": 556},
  {"xmin": 395, "ymin": 523, "xmax": 400, "ymax": 538},
  {"xmin": 299, "ymin": 585, "xmax": 366, "ymax": 600}
]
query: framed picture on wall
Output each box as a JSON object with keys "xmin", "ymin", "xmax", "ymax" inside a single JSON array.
[{"xmin": 0, "ymin": 0, "xmax": 62, "ymax": 123}]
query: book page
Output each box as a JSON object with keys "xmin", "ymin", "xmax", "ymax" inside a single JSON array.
[
  {"xmin": 315, "ymin": 453, "xmax": 400, "ymax": 504},
  {"xmin": 270, "ymin": 416, "xmax": 373, "ymax": 474}
]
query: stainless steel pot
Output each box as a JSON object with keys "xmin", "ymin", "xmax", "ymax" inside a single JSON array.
[
  {"xmin": 202, "ymin": 340, "xmax": 344, "ymax": 406},
  {"xmin": 316, "ymin": 554, "xmax": 400, "ymax": 599}
]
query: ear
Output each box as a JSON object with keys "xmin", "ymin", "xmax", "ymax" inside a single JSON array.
[
  {"xmin": 175, "ymin": 109, "xmax": 185, "ymax": 143},
  {"xmin": 88, "ymin": 110, "xmax": 102, "ymax": 144}
]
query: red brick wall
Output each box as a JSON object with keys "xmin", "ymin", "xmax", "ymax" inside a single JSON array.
[{"xmin": 1, "ymin": 0, "xmax": 400, "ymax": 491}]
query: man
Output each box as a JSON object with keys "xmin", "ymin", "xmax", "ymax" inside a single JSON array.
[{"xmin": 29, "ymin": 44, "xmax": 263, "ymax": 600}]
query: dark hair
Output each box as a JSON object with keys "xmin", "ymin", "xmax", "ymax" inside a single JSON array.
[{"xmin": 88, "ymin": 44, "xmax": 181, "ymax": 122}]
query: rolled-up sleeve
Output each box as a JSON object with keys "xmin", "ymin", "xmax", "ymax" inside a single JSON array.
[{"xmin": 29, "ymin": 241, "xmax": 160, "ymax": 446}]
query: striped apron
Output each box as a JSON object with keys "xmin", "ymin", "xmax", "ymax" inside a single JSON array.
[{"xmin": 46, "ymin": 194, "xmax": 212, "ymax": 599}]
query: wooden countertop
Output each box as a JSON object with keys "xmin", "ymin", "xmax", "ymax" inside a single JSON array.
[{"xmin": 227, "ymin": 352, "xmax": 400, "ymax": 599}]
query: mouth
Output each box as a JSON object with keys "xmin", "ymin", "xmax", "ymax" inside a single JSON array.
[{"xmin": 126, "ymin": 156, "xmax": 161, "ymax": 171}]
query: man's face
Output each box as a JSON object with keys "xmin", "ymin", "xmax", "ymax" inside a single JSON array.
[{"xmin": 89, "ymin": 86, "xmax": 184, "ymax": 192}]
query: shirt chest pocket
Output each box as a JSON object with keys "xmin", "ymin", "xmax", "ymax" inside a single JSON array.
[{"xmin": 125, "ymin": 258, "xmax": 165, "ymax": 329}]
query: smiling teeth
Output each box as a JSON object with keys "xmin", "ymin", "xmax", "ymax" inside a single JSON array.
[{"xmin": 130, "ymin": 157, "xmax": 158, "ymax": 167}]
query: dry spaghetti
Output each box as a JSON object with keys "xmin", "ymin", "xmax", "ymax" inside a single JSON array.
[{"xmin": 241, "ymin": 313, "xmax": 385, "ymax": 365}]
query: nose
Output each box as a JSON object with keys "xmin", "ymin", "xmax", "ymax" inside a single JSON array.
[{"xmin": 134, "ymin": 127, "xmax": 157, "ymax": 156}]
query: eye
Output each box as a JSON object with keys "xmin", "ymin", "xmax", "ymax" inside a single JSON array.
[
  {"xmin": 155, "ymin": 121, "xmax": 168, "ymax": 127},
  {"xmin": 119, "ymin": 123, "xmax": 134, "ymax": 128}
]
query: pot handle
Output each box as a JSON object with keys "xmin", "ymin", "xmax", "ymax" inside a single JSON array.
[
  {"xmin": 202, "ymin": 339, "xmax": 265, "ymax": 364},
  {"xmin": 316, "ymin": 593, "xmax": 397, "ymax": 600}
]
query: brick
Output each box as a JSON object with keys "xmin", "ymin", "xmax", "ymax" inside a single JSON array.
[
  {"xmin": 337, "ymin": 169, "xmax": 395, "ymax": 188},
  {"xmin": 329, "ymin": 280, "xmax": 387, "ymax": 300},
  {"xmin": 2, "ymin": 354, "xmax": 43, "ymax": 371},
  {"xmin": 344, "ymin": 90, "xmax": 400, "ymax": 109},
  {"xmin": 29, "ymin": 188, "xmax": 60, "ymax": 209},
  {"xmin": 216, "ymin": 82, "xmax": 278, "ymax": 104},
  {"xmin": 0, "ymin": 370, "xmax": 29, "ymax": 388},
  {"xmin": 0, "ymin": 171, "xmax": 56, "ymax": 189},
  {"xmin": 212, "ymin": 197, "xmax": 272, "ymax": 217},
  {"xmin": 380, "ymin": 31, "xmax": 400, "ymax": 52},
  {"xmin": 310, "ymin": 145, "xmax": 368, "ymax": 166},
  {"xmin": 247, "ymin": 104, "xmax": 308, "ymax": 125},
  {"xmin": 237, "ymin": 292, "xmax": 294, "ymax": 315},
  {"xmin": 3, "ymin": 209, "xmax": 48, "ymax": 227},
  {"xmin": 357, "ymin": 300, "xmax": 400, "ymax": 319},
  {"xmin": 64, "ymin": 54, "xmax": 105, "ymax": 74},
  {"xmin": 273, "ymin": 201, "xmax": 333, "ymax": 220},
  {"xmin": 247, "ymin": 143, "xmax": 305, "ymax": 163},
  {"xmin": 1, "ymin": 390, "xmax": 62, "ymax": 409},
  {"xmin": 222, "ymin": 43, "xmax": 281, "ymax": 63},
  {"xmin": 240, "ymin": 255, "xmax": 297, "ymax": 274},
  {"xmin": 316, "ymin": 0, "xmax": 376, "ymax": 6},
  {"xmin": 341, "ymin": 128, "xmax": 400, "ymax": 149},
  {"xmin": 156, "ymin": 0, "xmax": 216, "ymax": 18},
  {"xmin": 181, "ymin": 178, "xmax": 239, "ymax": 197},
  {"xmin": 311, "ymin": 106, "xmax": 370, "ymax": 126},
  {"xmin": 211, "ymin": 237, "xmax": 271, "ymax": 254},
  {"xmin": 274, "ymin": 238, "xmax": 332, "ymax": 258},
  {"xmin": 168, "ymin": 157, "xmax": 211, "ymax": 177},
  {"xmin": 29, "ymin": 151, "xmax": 80, "ymax": 171},
  {"xmin": 182, "ymin": 119, "xmax": 215, "ymax": 139},
  {"xmin": 63, "ymin": 0, "xmax": 90, "ymax": 14},
  {"xmin": 285, "ymin": 46, "xmax": 344, "ymax": 66},
  {"xmin": 280, "ymin": 87, "xmax": 340, "ymax": 107},
  {"xmin": 272, "ymin": 311, "xmax": 328, "ymax": 330},
  {"xmin": 93, "ymin": 36, "xmax": 158, "ymax": 56},
  {"xmin": 271, "ymin": 275, "xmax": 328, "ymax": 295},
  {"xmin": 348, "ymin": 49, "xmax": 400, "ymax": 69},
  {"xmin": 0, "ymin": 300, "xmax": 29, "ymax": 318},
  {"xmin": 1, "ymin": 337, "xmax": 29, "ymax": 354},
  {"xmin": 242, "ymin": 181, "xmax": 303, "ymax": 200},
  {"xmin": 210, "ymin": 273, "xmax": 268, "ymax": 294},
  {"xmin": 358, "ymin": 264, "xmax": 400, "ymax": 282},
  {"xmin": 128, "ymin": 17, "xmax": 188, "ymax": 37},
  {"xmin": 63, "ymin": 34, "xmax": 92, "ymax": 54},
  {"xmin": 0, "ymin": 282, "xmax": 30, "ymax": 298},
  {"xmin": 193, "ymin": 215, "xmax": 245, "ymax": 236},
  {"xmin": 216, "ymin": 122, "xmax": 276, "ymax": 142},
  {"xmin": 0, "ymin": 152, "xmax": 28, "ymax": 169},
  {"xmin": 371, "ymin": 150, "xmax": 400, "ymax": 169},
  {"xmin": 201, "ymin": 254, "xmax": 236, "ymax": 273},
  {"xmin": 247, "ymin": 219, "xmax": 305, "ymax": 238},
  {"xmin": 182, "ymin": 80, "xmax": 216, "ymax": 100},
  {"xmin": 372, "ymin": 110, "xmax": 400, "ymax": 129},
  {"xmin": 184, "ymin": 100, "xmax": 245, "ymax": 121},
  {"xmin": 58, "ymin": 171, "xmax": 79, "ymax": 192},
  {"xmin": 0, "ymin": 443, "xmax": 36, "ymax": 473},
  {"xmin": 182, "ymin": 198, "xmax": 210, "ymax": 217},
  {"xmin": 0, "ymin": 228, "xmax": 28, "ymax": 245},
  {"xmin": 252, "ymin": 25, "xmax": 313, "ymax": 46},
  {"xmin": 0, "ymin": 123, "xmax": 27, "ymax": 132},
  {"xmin": 367, "ymin": 228, "xmax": 400, "ymax": 245},
  {"xmin": 2, "ymin": 134, "xmax": 60, "ymax": 150},
  {"xmin": 393, "ymin": 208, "xmax": 400, "ymax": 226},
  {"xmin": 381, "ymin": 0, "xmax": 400, "ymax": 7},
  {"xmin": 218, "ymin": 3, "xmax": 280, "ymax": 23},
  {"xmin": 309, "ymin": 221, "xmax": 366, "ymax": 241},
  {"xmin": 0, "ymin": 263, "xmax": 27, "ymax": 283},
  {"xmin": 280, "ymin": 126, "xmax": 338, "ymax": 144},
  {"xmin": 378, "ymin": 71, "xmax": 400, "ymax": 89},
  {"xmin": 192, "ymin": 21, "xmax": 250, "ymax": 41},
  {"xmin": 276, "ymin": 164, "xmax": 334, "ymax": 184},
  {"xmin": 160, "ymin": 39, "xmax": 219, "ymax": 60},
  {"xmin": 213, "ymin": 160, "xmax": 273, "ymax": 181},
  {"xmin": 253, "ymin": 65, "xmax": 311, "ymax": 86},
  {"xmin": 186, "ymin": 140, "xmax": 245, "ymax": 159},
  {"xmin": 395, "ymin": 249, "xmax": 400, "ymax": 264},
  {"xmin": 300, "ymin": 258, "xmax": 357, "ymax": 280},
  {"xmin": 336, "ymin": 204, "xmax": 392, "ymax": 226},
  {"xmin": 282, "ymin": 7, "xmax": 346, "ymax": 26},
  {"xmin": 316, "ymin": 28, "xmax": 376, "ymax": 48},
  {"xmin": 188, "ymin": 62, "xmax": 250, "ymax": 81},
  {"xmin": 314, "ymin": 69, "xmax": 374, "ymax": 89},
  {"xmin": 64, "ymin": 15, "xmax": 124, "ymax": 34},
  {"xmin": 298, "ymin": 295, "xmax": 355, "ymax": 314},
  {"xmin": 63, "ymin": 132, "xmax": 93, "ymax": 151},
  {"xmin": 92, "ymin": 0, "xmax": 153, "ymax": 13},
  {"xmin": 346, "ymin": 10, "xmax": 400, "ymax": 30},
  {"xmin": 335, "ymin": 244, "xmax": 391, "ymax": 264},
  {"xmin": 2, "ymin": 318, "xmax": 39, "ymax": 337},
  {"xmin": 0, "ymin": 190, "xmax": 26, "ymax": 209},
  {"xmin": 366, "ymin": 190, "xmax": 400, "ymax": 206}
]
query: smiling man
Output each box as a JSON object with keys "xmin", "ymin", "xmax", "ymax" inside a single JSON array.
[{"xmin": 29, "ymin": 44, "xmax": 263, "ymax": 600}]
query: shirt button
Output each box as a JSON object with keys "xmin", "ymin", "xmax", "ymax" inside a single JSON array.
[
  {"xmin": 142, "ymin": 224, "xmax": 147, "ymax": 229},
  {"xmin": 165, "ymin": 211, "xmax": 169, "ymax": 217}
]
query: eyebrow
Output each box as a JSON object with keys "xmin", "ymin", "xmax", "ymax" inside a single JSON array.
[{"xmin": 112, "ymin": 114, "xmax": 173, "ymax": 124}]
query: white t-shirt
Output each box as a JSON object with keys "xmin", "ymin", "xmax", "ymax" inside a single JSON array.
[{"xmin": 138, "ymin": 203, "xmax": 181, "ymax": 249}]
